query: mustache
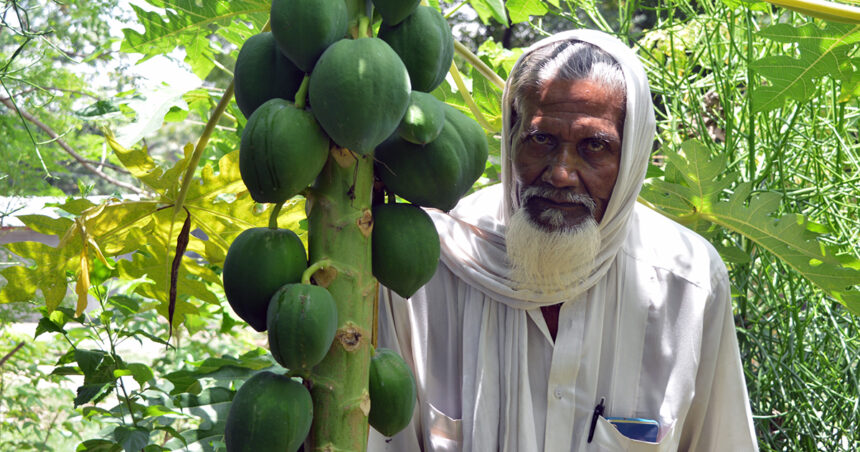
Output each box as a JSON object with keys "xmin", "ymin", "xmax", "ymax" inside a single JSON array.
[{"xmin": 520, "ymin": 185, "xmax": 597, "ymax": 213}]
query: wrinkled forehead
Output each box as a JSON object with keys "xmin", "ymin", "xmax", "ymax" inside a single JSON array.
[{"xmin": 507, "ymin": 39, "xmax": 627, "ymax": 133}]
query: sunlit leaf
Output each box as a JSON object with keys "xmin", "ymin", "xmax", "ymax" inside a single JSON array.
[
  {"xmin": 121, "ymin": 0, "xmax": 269, "ymax": 78},
  {"xmin": 0, "ymin": 241, "xmax": 75, "ymax": 310},
  {"xmin": 76, "ymin": 246, "xmax": 91, "ymax": 316},
  {"xmin": 642, "ymin": 140, "xmax": 860, "ymax": 315},
  {"xmin": 506, "ymin": 0, "xmax": 549, "ymax": 24},
  {"xmin": 751, "ymin": 22, "xmax": 860, "ymax": 112},
  {"xmin": 469, "ymin": 0, "xmax": 508, "ymax": 25},
  {"xmin": 34, "ymin": 317, "xmax": 66, "ymax": 339},
  {"xmin": 126, "ymin": 363, "xmax": 155, "ymax": 385}
]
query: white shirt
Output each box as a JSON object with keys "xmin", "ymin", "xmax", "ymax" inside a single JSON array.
[{"xmin": 368, "ymin": 187, "xmax": 758, "ymax": 452}]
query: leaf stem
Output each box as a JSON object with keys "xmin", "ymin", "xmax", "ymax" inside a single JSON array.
[
  {"xmin": 359, "ymin": 15, "xmax": 371, "ymax": 38},
  {"xmin": 453, "ymin": 40, "xmax": 505, "ymax": 90},
  {"xmin": 294, "ymin": 75, "xmax": 310, "ymax": 109},
  {"xmin": 269, "ymin": 200, "xmax": 285, "ymax": 230},
  {"xmin": 448, "ymin": 61, "xmax": 496, "ymax": 132},
  {"xmin": 172, "ymin": 79, "xmax": 235, "ymax": 218},
  {"xmin": 302, "ymin": 259, "xmax": 335, "ymax": 285},
  {"xmin": 170, "ymin": 18, "xmax": 271, "ymax": 218},
  {"xmin": 443, "ymin": 1, "xmax": 468, "ymax": 18}
]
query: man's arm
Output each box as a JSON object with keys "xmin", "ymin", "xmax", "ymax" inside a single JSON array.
[{"xmin": 678, "ymin": 272, "xmax": 758, "ymax": 451}]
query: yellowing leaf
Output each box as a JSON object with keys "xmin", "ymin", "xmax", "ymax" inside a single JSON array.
[
  {"xmin": 76, "ymin": 248, "xmax": 91, "ymax": 317},
  {"xmin": 0, "ymin": 241, "xmax": 75, "ymax": 311}
]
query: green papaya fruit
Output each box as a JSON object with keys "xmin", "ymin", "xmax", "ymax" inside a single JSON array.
[
  {"xmin": 441, "ymin": 104, "xmax": 489, "ymax": 196},
  {"xmin": 398, "ymin": 91, "xmax": 446, "ymax": 145},
  {"xmin": 368, "ymin": 348, "xmax": 417, "ymax": 437},
  {"xmin": 309, "ymin": 37, "xmax": 410, "ymax": 154},
  {"xmin": 225, "ymin": 371, "xmax": 312, "ymax": 452},
  {"xmin": 375, "ymin": 118, "xmax": 468, "ymax": 211},
  {"xmin": 372, "ymin": 203, "xmax": 440, "ymax": 298},
  {"xmin": 372, "ymin": 0, "xmax": 420, "ymax": 25},
  {"xmin": 240, "ymin": 98, "xmax": 330, "ymax": 204},
  {"xmin": 378, "ymin": 6, "xmax": 454, "ymax": 92},
  {"xmin": 233, "ymin": 32, "xmax": 304, "ymax": 119},
  {"xmin": 270, "ymin": 0, "xmax": 348, "ymax": 72},
  {"xmin": 222, "ymin": 227, "xmax": 307, "ymax": 331},
  {"xmin": 267, "ymin": 283, "xmax": 338, "ymax": 370}
]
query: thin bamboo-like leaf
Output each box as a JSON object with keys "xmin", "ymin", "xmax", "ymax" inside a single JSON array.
[{"xmin": 763, "ymin": 0, "xmax": 860, "ymax": 24}]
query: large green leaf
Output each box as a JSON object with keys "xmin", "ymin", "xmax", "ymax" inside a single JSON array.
[
  {"xmin": 120, "ymin": 0, "xmax": 269, "ymax": 78},
  {"xmin": 751, "ymin": 22, "xmax": 860, "ymax": 112},
  {"xmin": 0, "ymin": 138, "xmax": 307, "ymax": 327},
  {"xmin": 641, "ymin": 140, "xmax": 860, "ymax": 315}
]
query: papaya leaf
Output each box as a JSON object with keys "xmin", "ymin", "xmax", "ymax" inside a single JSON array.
[
  {"xmin": 751, "ymin": 22, "xmax": 860, "ymax": 112},
  {"xmin": 470, "ymin": 66, "xmax": 503, "ymax": 132},
  {"xmin": 16, "ymin": 214, "xmax": 73, "ymax": 236},
  {"xmin": 0, "ymin": 241, "xmax": 75, "ymax": 310},
  {"xmin": 121, "ymin": 0, "xmax": 269, "ymax": 78},
  {"xmin": 641, "ymin": 140, "xmax": 860, "ymax": 315},
  {"xmin": 469, "ymin": 0, "xmax": 508, "ymax": 25},
  {"xmin": 49, "ymin": 197, "xmax": 100, "ymax": 216},
  {"xmin": 1, "ymin": 142, "xmax": 305, "ymax": 329},
  {"xmin": 506, "ymin": 0, "xmax": 550, "ymax": 24}
]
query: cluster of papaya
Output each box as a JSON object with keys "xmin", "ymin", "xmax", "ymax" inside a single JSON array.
[{"xmin": 220, "ymin": 0, "xmax": 488, "ymax": 450}]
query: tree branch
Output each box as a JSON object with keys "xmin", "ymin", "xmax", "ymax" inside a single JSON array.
[
  {"xmin": 0, "ymin": 96, "xmax": 145, "ymax": 195},
  {"xmin": 0, "ymin": 342, "xmax": 25, "ymax": 367}
]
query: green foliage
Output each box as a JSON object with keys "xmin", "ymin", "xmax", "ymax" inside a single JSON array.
[
  {"xmin": 0, "ymin": 0, "xmax": 131, "ymax": 196},
  {"xmin": 751, "ymin": 22, "xmax": 860, "ymax": 111},
  {"xmin": 0, "ymin": 140, "xmax": 308, "ymax": 321},
  {"xmin": 641, "ymin": 141, "xmax": 860, "ymax": 314},
  {"xmin": 120, "ymin": 0, "xmax": 270, "ymax": 78}
]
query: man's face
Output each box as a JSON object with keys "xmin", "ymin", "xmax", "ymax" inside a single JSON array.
[{"xmin": 513, "ymin": 78, "xmax": 625, "ymax": 230}]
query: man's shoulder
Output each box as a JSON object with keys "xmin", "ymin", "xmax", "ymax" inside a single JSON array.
[{"xmin": 623, "ymin": 203, "xmax": 727, "ymax": 289}]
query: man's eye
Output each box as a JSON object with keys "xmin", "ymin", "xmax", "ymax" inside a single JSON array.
[
  {"xmin": 582, "ymin": 138, "xmax": 607, "ymax": 153},
  {"xmin": 530, "ymin": 133, "xmax": 552, "ymax": 145}
]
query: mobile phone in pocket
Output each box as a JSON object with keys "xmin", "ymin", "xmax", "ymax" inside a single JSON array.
[{"xmin": 605, "ymin": 417, "xmax": 660, "ymax": 443}]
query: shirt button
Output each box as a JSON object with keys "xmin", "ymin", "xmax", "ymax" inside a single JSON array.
[{"xmin": 554, "ymin": 387, "xmax": 563, "ymax": 399}]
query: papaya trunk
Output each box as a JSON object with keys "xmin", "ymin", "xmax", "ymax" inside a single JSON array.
[{"xmin": 305, "ymin": 146, "xmax": 375, "ymax": 451}]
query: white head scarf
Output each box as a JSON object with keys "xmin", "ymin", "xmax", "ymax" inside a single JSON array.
[{"xmin": 431, "ymin": 29, "xmax": 656, "ymax": 308}]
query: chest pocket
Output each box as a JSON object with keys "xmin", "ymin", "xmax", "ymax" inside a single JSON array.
[{"xmin": 590, "ymin": 417, "xmax": 678, "ymax": 452}]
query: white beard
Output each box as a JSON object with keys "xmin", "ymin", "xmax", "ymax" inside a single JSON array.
[{"xmin": 505, "ymin": 207, "xmax": 600, "ymax": 293}]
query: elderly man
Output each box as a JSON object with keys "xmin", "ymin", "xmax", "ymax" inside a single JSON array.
[{"xmin": 368, "ymin": 29, "xmax": 758, "ymax": 451}]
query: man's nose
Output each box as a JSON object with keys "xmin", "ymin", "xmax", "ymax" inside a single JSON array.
[{"xmin": 542, "ymin": 146, "xmax": 581, "ymax": 188}]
